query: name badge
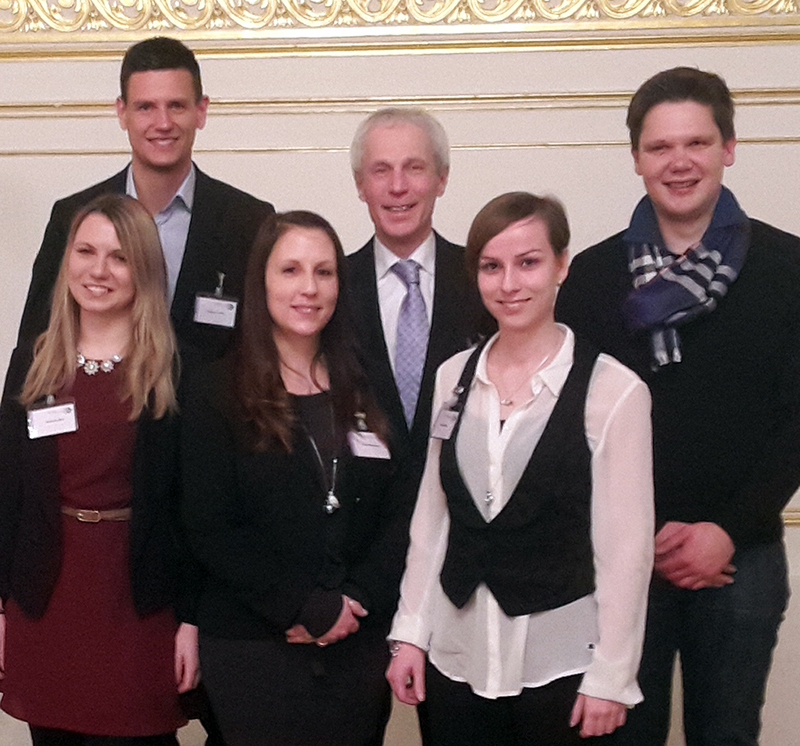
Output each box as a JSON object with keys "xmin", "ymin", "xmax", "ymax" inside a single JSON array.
[
  {"xmin": 27, "ymin": 401, "xmax": 78, "ymax": 439},
  {"xmin": 430, "ymin": 408, "xmax": 459, "ymax": 440},
  {"xmin": 194, "ymin": 294, "xmax": 238, "ymax": 328},
  {"xmin": 348, "ymin": 431, "xmax": 391, "ymax": 460}
]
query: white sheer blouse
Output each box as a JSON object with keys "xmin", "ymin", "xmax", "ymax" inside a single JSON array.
[{"xmin": 389, "ymin": 326, "xmax": 654, "ymax": 705}]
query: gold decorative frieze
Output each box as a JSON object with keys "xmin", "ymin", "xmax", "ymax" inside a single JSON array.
[
  {"xmin": 1, "ymin": 0, "xmax": 799, "ymax": 49},
  {"xmin": 0, "ymin": 0, "xmax": 798, "ymax": 33}
]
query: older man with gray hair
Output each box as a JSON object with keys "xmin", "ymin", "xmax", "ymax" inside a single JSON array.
[{"xmin": 346, "ymin": 107, "xmax": 493, "ymax": 744}]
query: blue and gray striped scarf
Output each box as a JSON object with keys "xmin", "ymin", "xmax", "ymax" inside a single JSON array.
[{"xmin": 622, "ymin": 187, "xmax": 750, "ymax": 369}]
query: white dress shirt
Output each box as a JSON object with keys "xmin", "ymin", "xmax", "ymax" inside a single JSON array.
[
  {"xmin": 127, "ymin": 164, "xmax": 195, "ymax": 305},
  {"xmin": 373, "ymin": 233, "xmax": 436, "ymax": 374},
  {"xmin": 390, "ymin": 326, "xmax": 654, "ymax": 705}
]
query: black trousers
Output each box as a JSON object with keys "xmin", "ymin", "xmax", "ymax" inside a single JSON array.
[
  {"xmin": 199, "ymin": 629, "xmax": 390, "ymax": 746},
  {"xmin": 424, "ymin": 662, "xmax": 616, "ymax": 746},
  {"xmin": 29, "ymin": 727, "xmax": 178, "ymax": 746}
]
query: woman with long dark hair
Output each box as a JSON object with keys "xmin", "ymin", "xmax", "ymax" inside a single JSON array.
[
  {"xmin": 0, "ymin": 194, "xmax": 196, "ymax": 745},
  {"xmin": 181, "ymin": 211, "xmax": 401, "ymax": 746}
]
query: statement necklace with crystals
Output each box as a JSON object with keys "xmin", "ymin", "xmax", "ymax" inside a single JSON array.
[{"xmin": 77, "ymin": 352, "xmax": 122, "ymax": 376}]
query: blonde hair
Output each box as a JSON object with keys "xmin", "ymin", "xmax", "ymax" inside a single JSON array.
[{"xmin": 21, "ymin": 194, "xmax": 177, "ymax": 420}]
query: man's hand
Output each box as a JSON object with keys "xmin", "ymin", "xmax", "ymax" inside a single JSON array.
[{"xmin": 654, "ymin": 521, "xmax": 735, "ymax": 589}]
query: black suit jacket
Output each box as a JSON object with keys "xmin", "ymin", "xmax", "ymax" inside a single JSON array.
[
  {"xmin": 345, "ymin": 233, "xmax": 493, "ymax": 506},
  {"xmin": 16, "ymin": 165, "xmax": 274, "ymax": 367},
  {"xmin": 0, "ymin": 344, "xmax": 189, "ymax": 621}
]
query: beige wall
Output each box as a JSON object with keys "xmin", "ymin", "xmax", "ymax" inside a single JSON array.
[{"xmin": 1, "ymin": 35, "xmax": 799, "ymax": 745}]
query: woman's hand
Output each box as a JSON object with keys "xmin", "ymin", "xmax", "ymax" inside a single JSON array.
[
  {"xmin": 385, "ymin": 642, "xmax": 426, "ymax": 706},
  {"xmin": 174, "ymin": 622, "xmax": 201, "ymax": 693},
  {"xmin": 285, "ymin": 596, "xmax": 367, "ymax": 646},
  {"xmin": 569, "ymin": 694, "xmax": 626, "ymax": 738}
]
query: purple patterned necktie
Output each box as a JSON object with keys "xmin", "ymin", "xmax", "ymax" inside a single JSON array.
[{"xmin": 391, "ymin": 259, "xmax": 429, "ymax": 427}]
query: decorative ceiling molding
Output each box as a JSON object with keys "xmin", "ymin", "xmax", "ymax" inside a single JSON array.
[
  {"xmin": 4, "ymin": 88, "xmax": 800, "ymax": 117},
  {"xmin": 1, "ymin": 0, "xmax": 799, "ymax": 55}
]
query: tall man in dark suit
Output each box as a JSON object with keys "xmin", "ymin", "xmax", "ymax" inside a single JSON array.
[
  {"xmin": 556, "ymin": 67, "xmax": 800, "ymax": 746},
  {"xmin": 15, "ymin": 37, "xmax": 273, "ymax": 368},
  {"xmin": 346, "ymin": 107, "xmax": 492, "ymax": 743},
  {"xmin": 8, "ymin": 36, "xmax": 273, "ymax": 746}
]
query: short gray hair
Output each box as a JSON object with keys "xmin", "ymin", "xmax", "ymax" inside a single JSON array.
[{"xmin": 350, "ymin": 107, "xmax": 450, "ymax": 175}]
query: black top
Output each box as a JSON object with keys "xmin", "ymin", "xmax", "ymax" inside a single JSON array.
[
  {"xmin": 180, "ymin": 359, "xmax": 403, "ymax": 640},
  {"xmin": 556, "ymin": 218, "xmax": 800, "ymax": 548}
]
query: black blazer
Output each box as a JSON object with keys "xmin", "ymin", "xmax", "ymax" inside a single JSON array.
[
  {"xmin": 345, "ymin": 233, "xmax": 493, "ymax": 499},
  {"xmin": 16, "ymin": 165, "xmax": 274, "ymax": 366},
  {"xmin": 180, "ymin": 360, "xmax": 400, "ymax": 640},
  {"xmin": 0, "ymin": 344, "xmax": 189, "ymax": 621}
]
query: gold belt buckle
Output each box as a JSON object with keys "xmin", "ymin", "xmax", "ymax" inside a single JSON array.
[{"xmin": 75, "ymin": 509, "xmax": 101, "ymax": 523}]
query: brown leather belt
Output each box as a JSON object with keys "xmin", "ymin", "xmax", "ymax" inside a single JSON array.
[{"xmin": 61, "ymin": 506, "xmax": 132, "ymax": 523}]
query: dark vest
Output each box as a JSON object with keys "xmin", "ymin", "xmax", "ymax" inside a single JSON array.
[{"xmin": 439, "ymin": 337, "xmax": 598, "ymax": 617}]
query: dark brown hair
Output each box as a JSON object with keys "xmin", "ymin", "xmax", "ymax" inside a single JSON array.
[
  {"xmin": 627, "ymin": 67, "xmax": 735, "ymax": 150},
  {"xmin": 120, "ymin": 37, "xmax": 203, "ymax": 103},
  {"xmin": 235, "ymin": 211, "xmax": 386, "ymax": 452},
  {"xmin": 465, "ymin": 192, "xmax": 570, "ymax": 284}
]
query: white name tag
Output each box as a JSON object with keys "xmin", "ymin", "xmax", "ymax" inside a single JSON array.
[
  {"xmin": 27, "ymin": 402, "xmax": 78, "ymax": 439},
  {"xmin": 430, "ymin": 408, "xmax": 459, "ymax": 440},
  {"xmin": 348, "ymin": 431, "xmax": 391, "ymax": 460},
  {"xmin": 194, "ymin": 295, "xmax": 238, "ymax": 328}
]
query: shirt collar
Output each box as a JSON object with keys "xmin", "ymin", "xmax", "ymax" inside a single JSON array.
[
  {"xmin": 374, "ymin": 231, "xmax": 436, "ymax": 281},
  {"xmin": 125, "ymin": 162, "xmax": 196, "ymax": 215},
  {"xmin": 474, "ymin": 324, "xmax": 574, "ymax": 399}
]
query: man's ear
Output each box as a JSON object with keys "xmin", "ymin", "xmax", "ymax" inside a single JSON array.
[
  {"xmin": 722, "ymin": 136, "xmax": 736, "ymax": 168},
  {"xmin": 195, "ymin": 95, "xmax": 210, "ymax": 131},
  {"xmin": 115, "ymin": 97, "xmax": 128, "ymax": 131},
  {"xmin": 354, "ymin": 172, "xmax": 367, "ymax": 203},
  {"xmin": 436, "ymin": 166, "xmax": 450, "ymax": 198},
  {"xmin": 632, "ymin": 148, "xmax": 642, "ymax": 176}
]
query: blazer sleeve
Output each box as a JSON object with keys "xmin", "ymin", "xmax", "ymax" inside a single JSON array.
[
  {"xmin": 714, "ymin": 235, "xmax": 800, "ymax": 545},
  {"xmin": 340, "ymin": 450, "xmax": 407, "ymax": 626},
  {"xmin": 0, "ymin": 347, "xmax": 33, "ymax": 601}
]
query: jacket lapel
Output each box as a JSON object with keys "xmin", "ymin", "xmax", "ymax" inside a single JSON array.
[
  {"xmin": 170, "ymin": 167, "xmax": 226, "ymax": 330},
  {"xmin": 348, "ymin": 241, "xmax": 408, "ymax": 441}
]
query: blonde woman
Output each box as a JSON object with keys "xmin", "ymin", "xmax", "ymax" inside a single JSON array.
[{"xmin": 0, "ymin": 194, "xmax": 197, "ymax": 745}]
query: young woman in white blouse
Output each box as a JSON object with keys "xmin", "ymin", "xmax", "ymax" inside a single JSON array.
[{"xmin": 386, "ymin": 192, "xmax": 655, "ymax": 744}]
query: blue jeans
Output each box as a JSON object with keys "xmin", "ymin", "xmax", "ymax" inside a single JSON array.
[{"xmin": 614, "ymin": 540, "xmax": 789, "ymax": 746}]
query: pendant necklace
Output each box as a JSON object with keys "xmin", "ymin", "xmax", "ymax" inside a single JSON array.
[
  {"xmin": 308, "ymin": 437, "xmax": 340, "ymax": 514},
  {"xmin": 302, "ymin": 399, "xmax": 340, "ymax": 514},
  {"xmin": 498, "ymin": 348, "xmax": 553, "ymax": 407},
  {"xmin": 280, "ymin": 358, "xmax": 321, "ymax": 395}
]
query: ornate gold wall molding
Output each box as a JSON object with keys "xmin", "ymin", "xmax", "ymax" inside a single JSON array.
[
  {"xmin": 3, "ymin": 88, "xmax": 800, "ymax": 116},
  {"xmin": 1, "ymin": 0, "xmax": 799, "ymax": 53}
]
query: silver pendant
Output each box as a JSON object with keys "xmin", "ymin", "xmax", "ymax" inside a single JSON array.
[{"xmin": 325, "ymin": 491, "xmax": 340, "ymax": 514}]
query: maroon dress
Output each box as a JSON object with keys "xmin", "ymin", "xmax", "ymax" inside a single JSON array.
[{"xmin": 2, "ymin": 363, "xmax": 185, "ymax": 736}]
